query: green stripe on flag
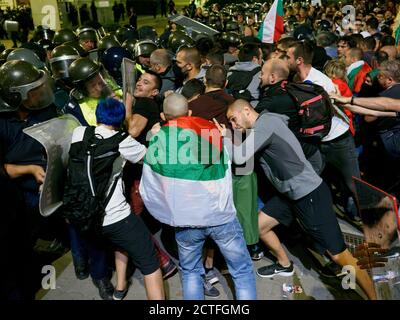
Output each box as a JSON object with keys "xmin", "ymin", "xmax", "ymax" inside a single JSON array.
[
  {"xmin": 347, "ymin": 65, "xmax": 363, "ymax": 92},
  {"xmin": 277, "ymin": 0, "xmax": 284, "ymax": 16},
  {"xmin": 144, "ymin": 126, "xmax": 228, "ymax": 181}
]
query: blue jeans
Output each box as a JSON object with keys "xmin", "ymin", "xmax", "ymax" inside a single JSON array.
[
  {"xmin": 68, "ymin": 224, "xmax": 109, "ymax": 280},
  {"xmin": 175, "ymin": 218, "xmax": 257, "ymax": 300}
]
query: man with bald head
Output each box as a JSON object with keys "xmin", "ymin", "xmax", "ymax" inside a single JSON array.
[
  {"xmin": 214, "ymin": 99, "xmax": 376, "ymax": 300},
  {"xmin": 345, "ymin": 47, "xmax": 372, "ymax": 94},
  {"xmin": 175, "ymin": 47, "xmax": 206, "ymax": 86},
  {"xmin": 256, "ymin": 58, "xmax": 323, "ymax": 174},
  {"xmin": 162, "ymin": 92, "xmax": 191, "ymax": 120},
  {"xmin": 150, "ymin": 49, "xmax": 180, "ymax": 96}
]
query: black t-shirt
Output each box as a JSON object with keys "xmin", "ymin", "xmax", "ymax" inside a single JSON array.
[
  {"xmin": 132, "ymin": 97, "xmax": 161, "ymax": 145},
  {"xmin": 256, "ymin": 81, "xmax": 318, "ymax": 158},
  {"xmin": 377, "ymin": 84, "xmax": 400, "ymax": 132}
]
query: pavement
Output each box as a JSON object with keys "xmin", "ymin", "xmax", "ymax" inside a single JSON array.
[{"xmin": 39, "ymin": 217, "xmax": 367, "ymax": 301}]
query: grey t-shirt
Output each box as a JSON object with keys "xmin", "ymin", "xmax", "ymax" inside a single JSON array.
[{"xmin": 225, "ymin": 112, "xmax": 322, "ymax": 200}]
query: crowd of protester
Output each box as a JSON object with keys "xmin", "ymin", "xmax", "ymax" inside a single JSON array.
[{"xmin": 2, "ymin": 0, "xmax": 400, "ymax": 301}]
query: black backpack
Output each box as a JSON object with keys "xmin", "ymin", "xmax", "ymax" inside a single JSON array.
[
  {"xmin": 281, "ymin": 81, "xmax": 334, "ymax": 140},
  {"xmin": 226, "ymin": 66, "xmax": 261, "ymax": 101},
  {"xmin": 63, "ymin": 126, "xmax": 129, "ymax": 234}
]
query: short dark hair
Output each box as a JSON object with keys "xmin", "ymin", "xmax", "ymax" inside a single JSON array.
[
  {"xmin": 238, "ymin": 43, "xmax": 260, "ymax": 62},
  {"xmin": 316, "ymin": 32, "xmax": 336, "ymax": 47},
  {"xmin": 381, "ymin": 35, "xmax": 396, "ymax": 47},
  {"xmin": 277, "ymin": 37, "xmax": 297, "ymax": 51},
  {"xmin": 374, "ymin": 50, "xmax": 389, "ymax": 65},
  {"xmin": 363, "ymin": 36, "xmax": 376, "ymax": 51},
  {"xmin": 144, "ymin": 69, "xmax": 162, "ymax": 91},
  {"xmin": 181, "ymin": 78, "xmax": 205, "ymax": 100},
  {"xmin": 350, "ymin": 33, "xmax": 364, "ymax": 47},
  {"xmin": 178, "ymin": 47, "xmax": 202, "ymax": 69},
  {"xmin": 206, "ymin": 49, "xmax": 224, "ymax": 65},
  {"xmin": 195, "ymin": 36, "xmax": 214, "ymax": 58},
  {"xmin": 289, "ymin": 40, "xmax": 314, "ymax": 65},
  {"xmin": 205, "ymin": 64, "xmax": 227, "ymax": 88},
  {"xmin": 366, "ymin": 17, "xmax": 379, "ymax": 30},
  {"xmin": 337, "ymin": 35, "xmax": 357, "ymax": 49}
]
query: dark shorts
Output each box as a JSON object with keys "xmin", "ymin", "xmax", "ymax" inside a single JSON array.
[
  {"xmin": 103, "ymin": 213, "xmax": 159, "ymax": 275},
  {"xmin": 261, "ymin": 182, "xmax": 346, "ymax": 256}
]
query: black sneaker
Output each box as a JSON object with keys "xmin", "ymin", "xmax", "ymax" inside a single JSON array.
[
  {"xmin": 257, "ymin": 261, "xmax": 294, "ymax": 278},
  {"xmin": 113, "ymin": 280, "xmax": 132, "ymax": 300},
  {"xmin": 113, "ymin": 288, "xmax": 129, "ymax": 300}
]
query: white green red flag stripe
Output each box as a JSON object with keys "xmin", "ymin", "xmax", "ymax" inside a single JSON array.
[
  {"xmin": 139, "ymin": 116, "xmax": 236, "ymax": 227},
  {"xmin": 257, "ymin": 0, "xmax": 284, "ymax": 43}
]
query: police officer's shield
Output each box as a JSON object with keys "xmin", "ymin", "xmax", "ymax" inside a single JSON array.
[
  {"xmin": 168, "ymin": 14, "xmax": 219, "ymax": 38},
  {"xmin": 23, "ymin": 114, "xmax": 81, "ymax": 217},
  {"xmin": 122, "ymin": 57, "xmax": 136, "ymax": 105}
]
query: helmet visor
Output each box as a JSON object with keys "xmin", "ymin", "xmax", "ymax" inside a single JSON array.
[
  {"xmin": 23, "ymin": 72, "xmax": 55, "ymax": 110},
  {"xmin": 50, "ymin": 56, "xmax": 79, "ymax": 80}
]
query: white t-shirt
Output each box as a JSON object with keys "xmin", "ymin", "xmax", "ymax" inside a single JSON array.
[
  {"xmin": 71, "ymin": 126, "xmax": 146, "ymax": 226},
  {"xmin": 304, "ymin": 67, "xmax": 349, "ymax": 142}
]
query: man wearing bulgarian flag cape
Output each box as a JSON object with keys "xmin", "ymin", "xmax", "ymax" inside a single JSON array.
[
  {"xmin": 140, "ymin": 93, "xmax": 256, "ymax": 300},
  {"xmin": 258, "ymin": 0, "xmax": 285, "ymax": 43}
]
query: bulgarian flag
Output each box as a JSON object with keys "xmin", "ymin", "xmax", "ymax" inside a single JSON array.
[
  {"xmin": 257, "ymin": 0, "xmax": 284, "ymax": 43},
  {"xmin": 139, "ymin": 116, "xmax": 236, "ymax": 227},
  {"xmin": 347, "ymin": 62, "xmax": 372, "ymax": 94}
]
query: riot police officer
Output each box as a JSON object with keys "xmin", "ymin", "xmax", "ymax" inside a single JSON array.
[
  {"xmin": 49, "ymin": 45, "xmax": 81, "ymax": 110},
  {"xmin": 133, "ymin": 40, "xmax": 158, "ymax": 74},
  {"xmin": 62, "ymin": 56, "xmax": 118, "ymax": 300},
  {"xmin": 64, "ymin": 57, "xmax": 121, "ymax": 126}
]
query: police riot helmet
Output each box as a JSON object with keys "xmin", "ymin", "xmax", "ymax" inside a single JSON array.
[
  {"xmin": 225, "ymin": 21, "xmax": 239, "ymax": 32},
  {"xmin": 137, "ymin": 25, "xmax": 158, "ymax": 43},
  {"xmin": 0, "ymin": 60, "xmax": 54, "ymax": 112},
  {"xmin": 7, "ymin": 48, "xmax": 45, "ymax": 70},
  {"xmin": 77, "ymin": 27, "xmax": 99, "ymax": 43},
  {"xmin": 64, "ymin": 40, "xmax": 87, "ymax": 57},
  {"xmin": 134, "ymin": 40, "xmax": 158, "ymax": 59},
  {"xmin": 68, "ymin": 57, "xmax": 101, "ymax": 84},
  {"xmin": 50, "ymin": 45, "xmax": 80, "ymax": 80},
  {"xmin": 122, "ymin": 38, "xmax": 138, "ymax": 55},
  {"xmin": 221, "ymin": 32, "xmax": 241, "ymax": 47},
  {"xmin": 53, "ymin": 29, "xmax": 78, "ymax": 46},
  {"xmin": 101, "ymin": 47, "xmax": 133, "ymax": 86},
  {"xmin": 98, "ymin": 34, "xmax": 121, "ymax": 52},
  {"xmin": 32, "ymin": 26, "xmax": 55, "ymax": 43},
  {"xmin": 168, "ymin": 31, "xmax": 194, "ymax": 54},
  {"xmin": 115, "ymin": 26, "xmax": 138, "ymax": 44}
]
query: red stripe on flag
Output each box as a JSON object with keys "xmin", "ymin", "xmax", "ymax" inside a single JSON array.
[
  {"xmin": 164, "ymin": 116, "xmax": 223, "ymax": 151},
  {"xmin": 274, "ymin": 15, "xmax": 284, "ymax": 43}
]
